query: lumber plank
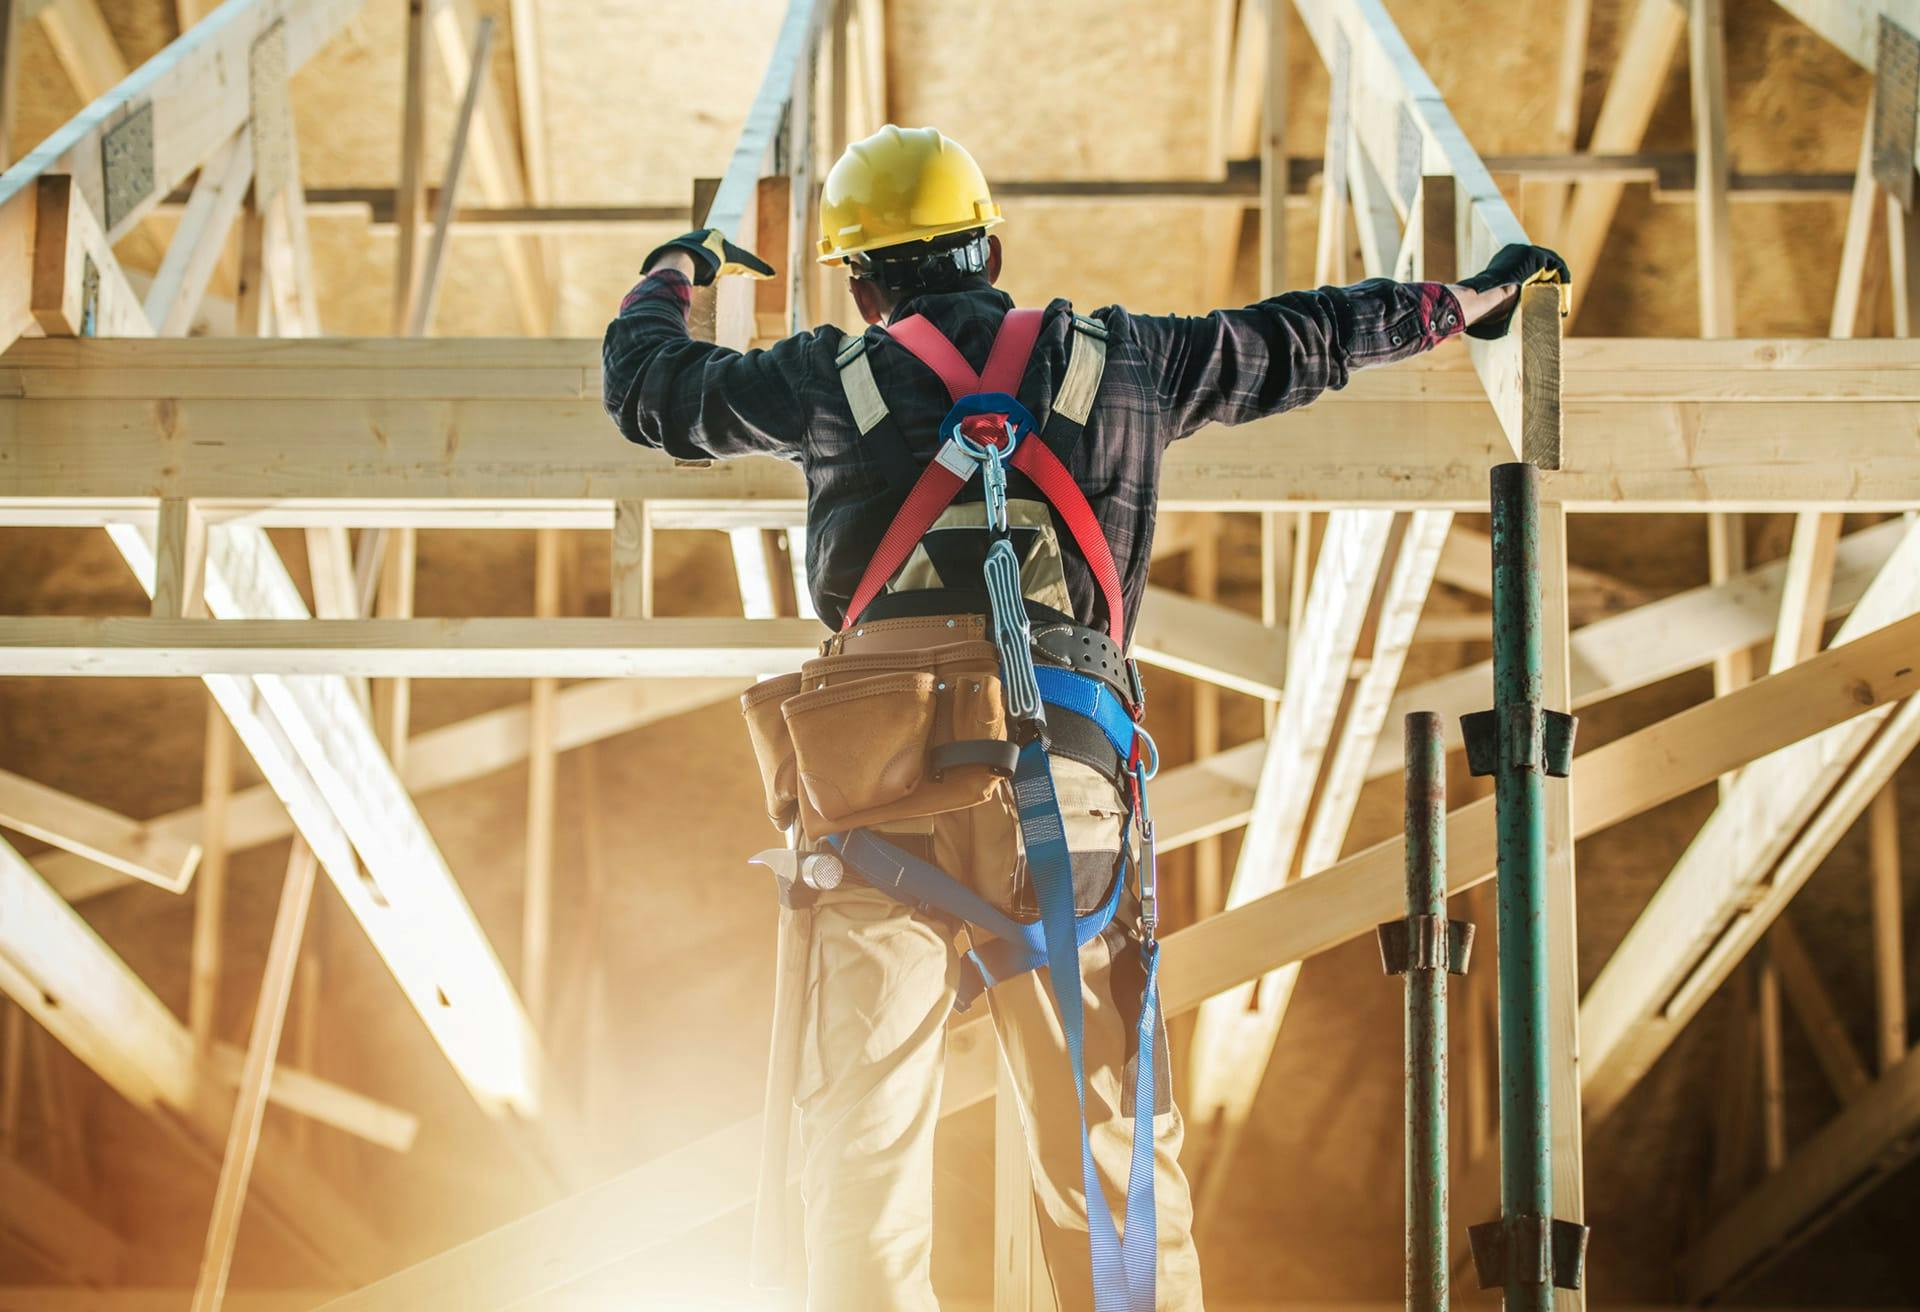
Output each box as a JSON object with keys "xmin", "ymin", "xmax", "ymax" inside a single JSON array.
[
  {"xmin": 1868, "ymin": 781, "xmax": 1906, "ymax": 1071},
  {"xmin": 38, "ymin": 676, "xmax": 747, "ymax": 901},
  {"xmin": 105, "ymin": 522, "xmax": 544, "ymax": 1118},
  {"xmin": 1290, "ymin": 0, "xmax": 1532, "ymax": 454},
  {"xmin": 1769, "ymin": 916, "xmax": 1872, "ymax": 1103},
  {"xmin": 407, "ymin": 17, "xmax": 493, "ymax": 336},
  {"xmin": 323, "ymin": 603, "xmax": 1920, "ymax": 1311},
  {"xmin": 1581, "ymin": 522, "xmax": 1920, "ymax": 1124},
  {"xmin": 144, "ymin": 128, "xmax": 253, "ymax": 337},
  {"xmin": 9, "ymin": 340, "xmax": 1920, "ymax": 512},
  {"xmin": 1685, "ymin": 1034, "xmax": 1920, "ymax": 1299},
  {"xmin": 1558, "ymin": 0, "xmax": 1687, "ymax": 321},
  {"xmin": 151, "ymin": 497, "xmax": 206, "ymax": 620},
  {"xmin": 190, "ymin": 839, "xmax": 318, "ymax": 1312},
  {"xmin": 29, "ymin": 176, "xmax": 153, "ymax": 338},
  {"xmin": 1133, "ymin": 584, "xmax": 1290, "ymax": 699},
  {"xmin": 0, "ymin": 766, "xmax": 201, "ymax": 889},
  {"xmin": 426, "ymin": 0, "xmax": 547, "ymax": 333},
  {"xmin": 0, "ymin": 0, "xmax": 362, "ymax": 324}
]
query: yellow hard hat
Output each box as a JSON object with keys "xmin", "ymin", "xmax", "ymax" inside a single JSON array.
[{"xmin": 817, "ymin": 125, "xmax": 1003, "ymax": 265}]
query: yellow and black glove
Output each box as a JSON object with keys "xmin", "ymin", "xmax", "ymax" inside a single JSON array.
[
  {"xmin": 1458, "ymin": 243, "xmax": 1571, "ymax": 340},
  {"xmin": 642, "ymin": 228, "xmax": 777, "ymax": 286}
]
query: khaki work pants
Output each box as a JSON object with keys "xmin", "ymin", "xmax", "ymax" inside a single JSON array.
[{"xmin": 793, "ymin": 758, "xmax": 1205, "ymax": 1311}]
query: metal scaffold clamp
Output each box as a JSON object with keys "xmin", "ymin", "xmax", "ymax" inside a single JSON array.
[
  {"xmin": 1458, "ymin": 705, "xmax": 1578, "ymax": 779},
  {"xmin": 1467, "ymin": 1213, "xmax": 1590, "ymax": 1292},
  {"xmin": 1374, "ymin": 913, "xmax": 1475, "ymax": 976}
]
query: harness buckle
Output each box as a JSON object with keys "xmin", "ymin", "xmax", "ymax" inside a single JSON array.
[{"xmin": 1131, "ymin": 758, "xmax": 1158, "ymax": 943}]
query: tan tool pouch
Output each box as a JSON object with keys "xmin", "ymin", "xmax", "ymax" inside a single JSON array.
[
  {"xmin": 741, "ymin": 672, "xmax": 804, "ymax": 829},
  {"xmin": 738, "ymin": 640, "xmax": 1009, "ymax": 838}
]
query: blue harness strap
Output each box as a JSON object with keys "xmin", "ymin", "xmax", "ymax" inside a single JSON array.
[
  {"xmin": 1012, "ymin": 739, "xmax": 1159, "ymax": 1312},
  {"xmin": 829, "ymin": 824, "xmax": 1124, "ymax": 1012}
]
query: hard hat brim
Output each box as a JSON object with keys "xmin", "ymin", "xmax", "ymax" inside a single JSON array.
[{"xmin": 816, "ymin": 209, "xmax": 1004, "ymax": 266}]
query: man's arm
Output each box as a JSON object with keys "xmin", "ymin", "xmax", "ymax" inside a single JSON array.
[
  {"xmin": 1124, "ymin": 243, "xmax": 1567, "ymax": 445},
  {"xmin": 601, "ymin": 237, "xmax": 810, "ymax": 462}
]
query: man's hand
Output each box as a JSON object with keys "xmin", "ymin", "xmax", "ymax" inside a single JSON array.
[
  {"xmin": 1451, "ymin": 243, "xmax": 1571, "ymax": 340},
  {"xmin": 642, "ymin": 228, "xmax": 777, "ymax": 286}
]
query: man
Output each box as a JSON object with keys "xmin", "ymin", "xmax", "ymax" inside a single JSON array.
[{"xmin": 605, "ymin": 124, "xmax": 1566, "ymax": 1312}]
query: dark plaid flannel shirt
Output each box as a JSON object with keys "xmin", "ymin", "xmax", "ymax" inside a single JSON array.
[{"xmin": 603, "ymin": 271, "xmax": 1464, "ymax": 634}]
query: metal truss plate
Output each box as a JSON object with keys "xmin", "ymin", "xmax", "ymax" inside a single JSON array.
[
  {"xmin": 1395, "ymin": 102, "xmax": 1423, "ymax": 212},
  {"xmin": 100, "ymin": 101, "xmax": 155, "ymax": 235},
  {"xmin": 1873, "ymin": 16, "xmax": 1920, "ymax": 209},
  {"xmin": 250, "ymin": 21, "xmax": 294, "ymax": 211}
]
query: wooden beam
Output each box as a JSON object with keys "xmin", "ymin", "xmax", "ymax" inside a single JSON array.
[
  {"xmin": 151, "ymin": 497, "xmax": 207, "ymax": 620},
  {"xmin": 1186, "ymin": 510, "xmax": 1395, "ymax": 1180},
  {"xmin": 1558, "ymin": 0, "xmax": 1687, "ymax": 323},
  {"xmin": 391, "ymin": 0, "xmax": 429, "ymax": 334},
  {"xmin": 1769, "ymin": 915, "xmax": 1872, "ymax": 1104},
  {"xmin": 1581, "ymin": 523, "xmax": 1920, "ymax": 1127},
  {"xmin": 0, "ymin": 767, "xmax": 201, "ymax": 891},
  {"xmin": 104, "ymin": 521, "xmax": 544, "ymax": 1118},
  {"xmin": 1870, "ymin": 780, "xmax": 1906, "ymax": 1072},
  {"xmin": 189, "ymin": 699, "xmax": 231, "ymax": 1057},
  {"xmin": 504, "ymin": 0, "xmax": 550, "ymax": 205},
  {"xmin": 0, "ymin": 0, "xmax": 363, "ymax": 348},
  {"xmin": 207, "ymin": 1040, "xmax": 417, "ymax": 1152},
  {"xmin": 1436, "ymin": 524, "xmax": 1652, "ymax": 615},
  {"xmin": 35, "ymin": 0, "xmax": 126, "ymax": 101},
  {"xmin": 15, "ymin": 338, "xmax": 1920, "ymax": 514},
  {"xmin": 1260, "ymin": 0, "xmax": 1288, "ymax": 294},
  {"xmin": 0, "ymin": 616, "xmax": 834, "ymax": 677},
  {"xmin": 0, "ymin": 1, "xmax": 20, "ymax": 173},
  {"xmin": 1685, "ymin": 1024, "xmax": 1920, "ymax": 1300},
  {"xmin": 144, "ymin": 128, "xmax": 254, "ymax": 336},
  {"xmin": 30, "ymin": 176, "xmax": 153, "ymax": 338},
  {"xmin": 38, "ymin": 676, "xmax": 747, "ymax": 902},
  {"xmin": 1528, "ymin": 0, "xmax": 1592, "ymax": 243},
  {"xmin": 426, "ymin": 0, "xmax": 548, "ymax": 333},
  {"xmin": 1134, "ymin": 584, "xmax": 1291, "ymax": 699},
  {"xmin": 372, "ymin": 526, "xmax": 416, "ymax": 771},
  {"xmin": 322, "ymin": 603, "xmax": 1920, "ymax": 1310},
  {"xmin": 1690, "ymin": 0, "xmax": 1737, "ymax": 337},
  {"xmin": 407, "ymin": 17, "xmax": 494, "ymax": 337},
  {"xmin": 0, "ymin": 829, "xmax": 196, "ymax": 1109},
  {"xmin": 190, "ymin": 838, "xmax": 317, "ymax": 1312},
  {"xmin": 1758, "ymin": 947, "xmax": 1788, "ymax": 1169},
  {"xmin": 1292, "ymin": 0, "xmax": 1537, "ymax": 456},
  {"xmin": 523, "ymin": 528, "xmax": 559, "ymax": 1028}
]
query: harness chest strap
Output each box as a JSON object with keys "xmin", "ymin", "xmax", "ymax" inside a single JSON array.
[{"xmin": 834, "ymin": 309, "xmax": 1124, "ymax": 648}]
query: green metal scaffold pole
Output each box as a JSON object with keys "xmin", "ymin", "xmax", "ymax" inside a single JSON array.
[{"xmin": 1464, "ymin": 462, "xmax": 1584, "ymax": 1307}]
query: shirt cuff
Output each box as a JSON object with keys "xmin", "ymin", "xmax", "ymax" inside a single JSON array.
[
  {"xmin": 1415, "ymin": 282, "xmax": 1465, "ymax": 346},
  {"xmin": 620, "ymin": 267, "xmax": 694, "ymax": 314}
]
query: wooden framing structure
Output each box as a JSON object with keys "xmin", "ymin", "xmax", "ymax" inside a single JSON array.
[{"xmin": 0, "ymin": 0, "xmax": 1915, "ymax": 1304}]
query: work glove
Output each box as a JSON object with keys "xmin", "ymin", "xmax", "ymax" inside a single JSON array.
[
  {"xmin": 1456, "ymin": 243, "xmax": 1571, "ymax": 340},
  {"xmin": 642, "ymin": 228, "xmax": 777, "ymax": 286}
]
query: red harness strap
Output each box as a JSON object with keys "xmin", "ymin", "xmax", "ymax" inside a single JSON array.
[{"xmin": 839, "ymin": 309, "xmax": 1128, "ymax": 650}]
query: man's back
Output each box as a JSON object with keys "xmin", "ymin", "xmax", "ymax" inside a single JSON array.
[{"xmin": 604, "ymin": 271, "xmax": 1465, "ymax": 631}]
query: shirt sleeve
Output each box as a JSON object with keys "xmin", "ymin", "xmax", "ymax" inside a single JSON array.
[
  {"xmin": 1116, "ymin": 278, "xmax": 1465, "ymax": 446},
  {"xmin": 601, "ymin": 268, "xmax": 813, "ymax": 462}
]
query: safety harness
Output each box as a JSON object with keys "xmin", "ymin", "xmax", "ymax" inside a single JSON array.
[{"xmin": 827, "ymin": 306, "xmax": 1162, "ymax": 1311}]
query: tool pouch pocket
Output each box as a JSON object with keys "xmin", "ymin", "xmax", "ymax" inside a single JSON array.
[
  {"xmin": 785, "ymin": 672, "xmax": 936, "ymax": 824},
  {"xmin": 743, "ymin": 640, "xmax": 1011, "ymax": 839},
  {"xmin": 741, "ymin": 672, "xmax": 804, "ymax": 829}
]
